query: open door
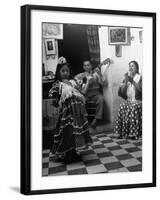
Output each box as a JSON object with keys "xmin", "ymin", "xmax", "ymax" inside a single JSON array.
[
  {"xmin": 58, "ymin": 24, "xmax": 111, "ymax": 125},
  {"xmin": 58, "ymin": 24, "xmax": 90, "ymax": 75}
]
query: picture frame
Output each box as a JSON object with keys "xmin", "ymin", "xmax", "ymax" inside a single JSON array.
[
  {"xmin": 21, "ymin": 4, "xmax": 156, "ymax": 195},
  {"xmin": 108, "ymin": 27, "xmax": 130, "ymax": 45},
  {"xmin": 43, "ymin": 23, "xmax": 63, "ymax": 39},
  {"xmin": 44, "ymin": 38, "xmax": 56, "ymax": 55}
]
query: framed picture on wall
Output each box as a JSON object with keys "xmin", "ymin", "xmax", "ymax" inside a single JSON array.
[
  {"xmin": 21, "ymin": 4, "xmax": 156, "ymax": 195},
  {"xmin": 43, "ymin": 23, "xmax": 63, "ymax": 39},
  {"xmin": 108, "ymin": 27, "xmax": 130, "ymax": 45},
  {"xmin": 44, "ymin": 38, "xmax": 56, "ymax": 55}
]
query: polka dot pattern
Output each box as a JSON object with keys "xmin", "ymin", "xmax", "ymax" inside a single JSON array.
[{"xmin": 114, "ymin": 100, "xmax": 142, "ymax": 139}]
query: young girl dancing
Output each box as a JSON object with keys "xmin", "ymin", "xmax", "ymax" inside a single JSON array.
[{"xmin": 49, "ymin": 57, "xmax": 92, "ymax": 164}]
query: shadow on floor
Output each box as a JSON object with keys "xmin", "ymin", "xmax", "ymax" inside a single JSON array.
[{"xmin": 9, "ymin": 186, "xmax": 20, "ymax": 193}]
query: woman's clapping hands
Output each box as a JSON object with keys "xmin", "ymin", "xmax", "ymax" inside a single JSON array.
[{"xmin": 124, "ymin": 73, "xmax": 133, "ymax": 84}]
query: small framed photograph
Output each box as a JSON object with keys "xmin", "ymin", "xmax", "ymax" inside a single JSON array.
[
  {"xmin": 44, "ymin": 38, "xmax": 56, "ymax": 55},
  {"xmin": 108, "ymin": 27, "xmax": 130, "ymax": 45},
  {"xmin": 21, "ymin": 4, "xmax": 156, "ymax": 195},
  {"xmin": 43, "ymin": 23, "xmax": 63, "ymax": 39}
]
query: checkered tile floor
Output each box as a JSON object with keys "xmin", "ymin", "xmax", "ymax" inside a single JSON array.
[{"xmin": 42, "ymin": 132, "xmax": 142, "ymax": 176}]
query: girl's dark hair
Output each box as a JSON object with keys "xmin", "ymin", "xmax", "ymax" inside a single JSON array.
[
  {"xmin": 129, "ymin": 60, "xmax": 139, "ymax": 74},
  {"xmin": 54, "ymin": 62, "xmax": 74, "ymax": 81}
]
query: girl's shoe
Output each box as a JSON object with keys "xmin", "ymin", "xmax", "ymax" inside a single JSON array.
[
  {"xmin": 64, "ymin": 150, "xmax": 82, "ymax": 164},
  {"xmin": 54, "ymin": 156, "xmax": 65, "ymax": 163},
  {"xmin": 90, "ymin": 118, "xmax": 97, "ymax": 127}
]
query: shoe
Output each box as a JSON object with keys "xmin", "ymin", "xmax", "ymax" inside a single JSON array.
[
  {"xmin": 54, "ymin": 156, "xmax": 65, "ymax": 162},
  {"xmin": 63, "ymin": 150, "xmax": 82, "ymax": 164},
  {"xmin": 91, "ymin": 118, "xmax": 97, "ymax": 127}
]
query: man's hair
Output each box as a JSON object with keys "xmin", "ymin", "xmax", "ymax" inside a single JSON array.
[{"xmin": 82, "ymin": 59, "xmax": 91, "ymax": 65}]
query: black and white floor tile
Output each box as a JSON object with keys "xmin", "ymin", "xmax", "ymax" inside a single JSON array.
[{"xmin": 42, "ymin": 132, "xmax": 142, "ymax": 176}]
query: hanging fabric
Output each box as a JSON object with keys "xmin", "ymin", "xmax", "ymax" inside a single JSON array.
[{"xmin": 86, "ymin": 25, "xmax": 100, "ymax": 68}]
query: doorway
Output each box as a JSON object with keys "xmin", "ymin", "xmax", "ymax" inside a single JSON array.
[
  {"xmin": 58, "ymin": 24, "xmax": 90, "ymax": 75},
  {"xmin": 58, "ymin": 24, "xmax": 112, "ymax": 125}
]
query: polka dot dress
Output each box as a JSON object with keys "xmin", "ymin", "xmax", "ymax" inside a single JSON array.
[{"xmin": 114, "ymin": 100, "xmax": 142, "ymax": 139}]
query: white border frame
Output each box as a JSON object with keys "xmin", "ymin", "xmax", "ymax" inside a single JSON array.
[{"xmin": 30, "ymin": 9, "xmax": 153, "ymax": 191}]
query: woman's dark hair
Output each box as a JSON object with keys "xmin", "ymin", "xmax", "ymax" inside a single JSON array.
[
  {"xmin": 54, "ymin": 62, "xmax": 74, "ymax": 81},
  {"xmin": 129, "ymin": 60, "xmax": 139, "ymax": 74}
]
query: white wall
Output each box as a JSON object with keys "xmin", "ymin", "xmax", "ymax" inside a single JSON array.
[{"xmin": 99, "ymin": 26, "xmax": 143, "ymax": 122}]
